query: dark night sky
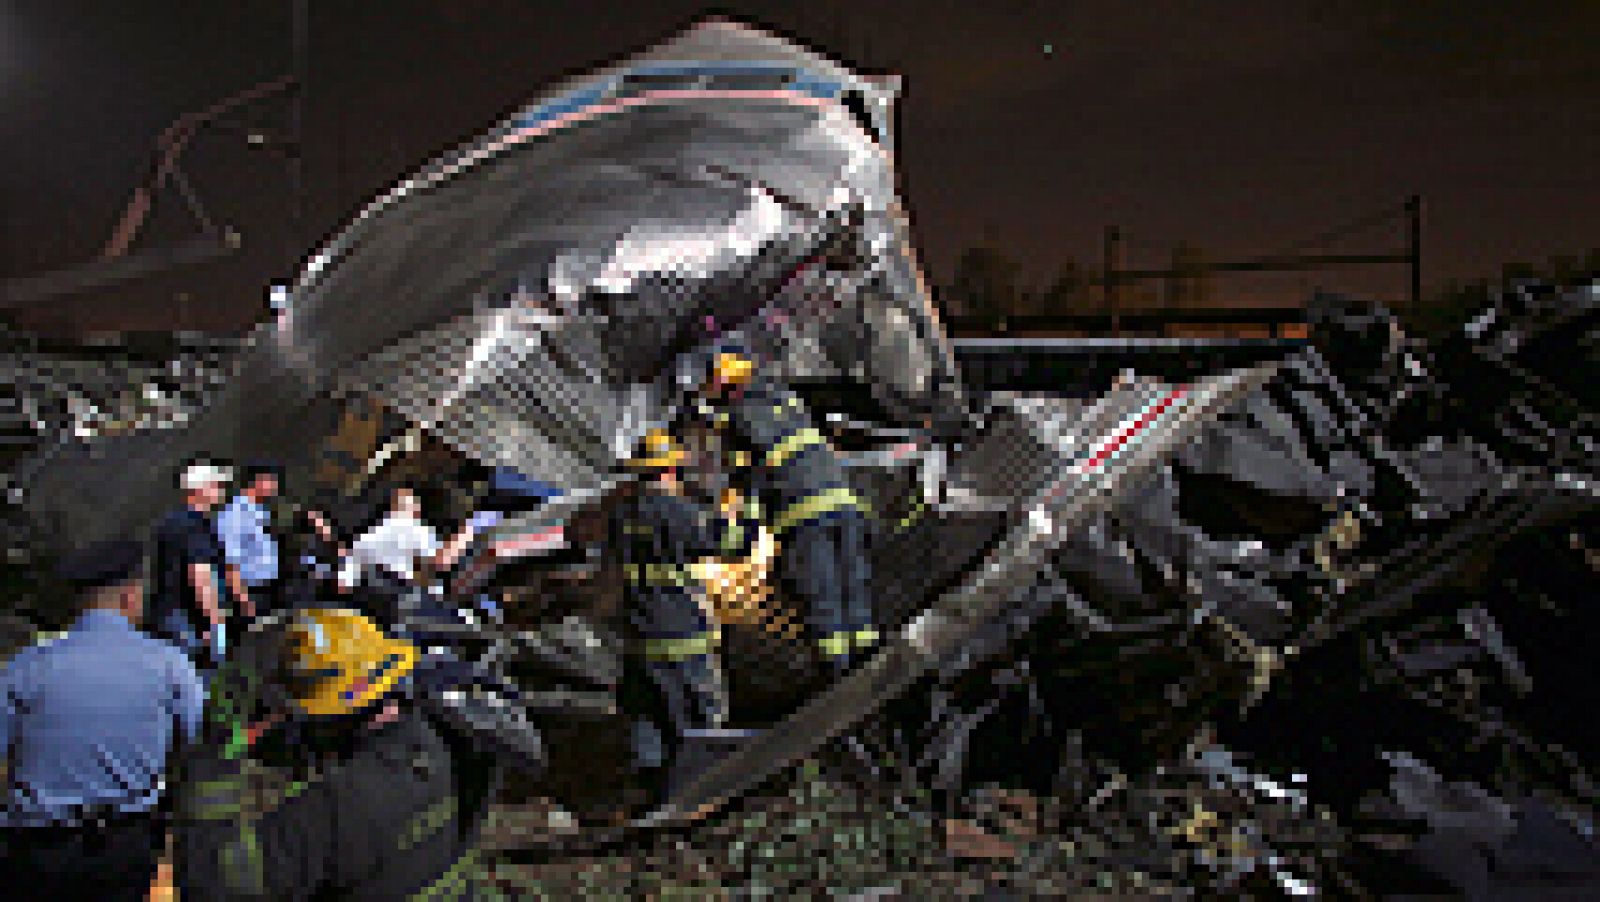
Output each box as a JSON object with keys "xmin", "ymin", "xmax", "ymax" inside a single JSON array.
[{"xmin": 1, "ymin": 1, "xmax": 1595, "ymax": 333}]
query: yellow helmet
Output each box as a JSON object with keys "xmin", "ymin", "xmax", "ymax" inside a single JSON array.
[
  {"xmin": 283, "ymin": 608, "xmax": 417, "ymax": 717},
  {"xmin": 713, "ymin": 352, "xmax": 755, "ymax": 387},
  {"xmin": 627, "ymin": 428, "xmax": 686, "ymax": 469}
]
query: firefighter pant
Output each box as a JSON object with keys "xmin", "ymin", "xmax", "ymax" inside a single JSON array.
[
  {"xmin": 644, "ymin": 655, "xmax": 727, "ymax": 739},
  {"xmin": 628, "ymin": 586, "xmax": 727, "ymax": 739},
  {"xmin": 779, "ymin": 509, "xmax": 876, "ymax": 668}
]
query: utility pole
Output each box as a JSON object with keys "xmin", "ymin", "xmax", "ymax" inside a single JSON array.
[
  {"xmin": 1103, "ymin": 225, "xmax": 1121, "ymax": 332},
  {"xmin": 289, "ymin": 0, "xmax": 308, "ymax": 265},
  {"xmin": 1407, "ymin": 194, "xmax": 1423, "ymax": 315}
]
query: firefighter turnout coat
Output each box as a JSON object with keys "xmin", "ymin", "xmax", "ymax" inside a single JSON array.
[{"xmin": 175, "ymin": 664, "xmax": 499, "ymax": 901}]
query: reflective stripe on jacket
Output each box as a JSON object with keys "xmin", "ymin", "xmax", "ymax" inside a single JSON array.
[
  {"xmin": 609, "ymin": 487, "xmax": 723, "ymax": 662},
  {"xmin": 714, "ymin": 377, "xmax": 867, "ymax": 534},
  {"xmin": 176, "ymin": 702, "xmax": 496, "ymax": 900},
  {"xmin": 609, "ymin": 489, "xmax": 721, "ymax": 594}
]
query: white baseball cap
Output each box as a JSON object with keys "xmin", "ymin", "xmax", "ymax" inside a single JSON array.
[{"xmin": 180, "ymin": 461, "xmax": 234, "ymax": 491}]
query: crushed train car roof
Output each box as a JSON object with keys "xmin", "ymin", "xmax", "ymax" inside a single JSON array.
[{"xmin": 22, "ymin": 19, "xmax": 967, "ymax": 549}]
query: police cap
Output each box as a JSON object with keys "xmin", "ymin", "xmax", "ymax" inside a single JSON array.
[{"xmin": 56, "ymin": 540, "xmax": 145, "ymax": 590}]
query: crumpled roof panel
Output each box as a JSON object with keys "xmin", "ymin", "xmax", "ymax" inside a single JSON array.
[{"xmin": 21, "ymin": 19, "xmax": 965, "ymax": 548}]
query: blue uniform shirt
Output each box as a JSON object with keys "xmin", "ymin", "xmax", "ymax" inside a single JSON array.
[
  {"xmin": 216, "ymin": 494, "xmax": 279, "ymax": 585},
  {"xmin": 0, "ymin": 609, "xmax": 204, "ymax": 827}
]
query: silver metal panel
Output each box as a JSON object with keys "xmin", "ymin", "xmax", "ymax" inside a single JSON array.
[{"xmin": 21, "ymin": 21, "xmax": 963, "ymax": 547}]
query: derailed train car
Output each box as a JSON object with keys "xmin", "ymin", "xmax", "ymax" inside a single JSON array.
[
  {"xmin": 19, "ymin": 15, "xmax": 1003, "ymax": 806},
  {"xmin": 16, "ymin": 20, "xmax": 1597, "ymax": 882}
]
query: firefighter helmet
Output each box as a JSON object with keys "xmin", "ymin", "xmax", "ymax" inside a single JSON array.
[
  {"xmin": 627, "ymin": 428, "xmax": 687, "ymax": 469},
  {"xmin": 283, "ymin": 608, "xmax": 417, "ymax": 717},
  {"xmin": 712, "ymin": 351, "xmax": 756, "ymax": 387}
]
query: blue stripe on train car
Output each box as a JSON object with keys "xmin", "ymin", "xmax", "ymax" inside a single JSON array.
[{"xmin": 509, "ymin": 64, "xmax": 846, "ymax": 134}]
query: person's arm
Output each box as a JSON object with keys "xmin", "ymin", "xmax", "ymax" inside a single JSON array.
[
  {"xmin": 175, "ymin": 743, "xmax": 336, "ymax": 899},
  {"xmin": 305, "ymin": 510, "xmax": 344, "ymax": 555},
  {"xmin": 0, "ymin": 680, "xmax": 10, "ymax": 767},
  {"xmin": 334, "ymin": 571, "xmax": 356, "ymax": 594},
  {"xmin": 190, "ymin": 562, "xmax": 224, "ymax": 633},
  {"xmin": 335, "ymin": 541, "xmax": 363, "ymax": 593},
  {"xmin": 428, "ymin": 532, "xmax": 471, "ymax": 577},
  {"xmin": 215, "ymin": 505, "xmax": 257, "ymax": 618},
  {"xmin": 169, "ymin": 652, "xmax": 205, "ymax": 745},
  {"xmin": 0, "ymin": 654, "xmax": 25, "ymax": 780},
  {"xmin": 428, "ymin": 521, "xmax": 477, "ymax": 576},
  {"xmin": 224, "ymin": 566, "xmax": 255, "ymax": 619}
]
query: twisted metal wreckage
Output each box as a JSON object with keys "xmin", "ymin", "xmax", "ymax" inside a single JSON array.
[{"xmin": 14, "ymin": 19, "xmax": 1597, "ymax": 893}]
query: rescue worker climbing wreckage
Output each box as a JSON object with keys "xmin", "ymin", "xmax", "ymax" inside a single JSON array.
[
  {"xmin": 692, "ymin": 348, "xmax": 878, "ymax": 675},
  {"xmin": 174, "ymin": 608, "xmax": 503, "ymax": 900},
  {"xmin": 610, "ymin": 429, "xmax": 733, "ymax": 793}
]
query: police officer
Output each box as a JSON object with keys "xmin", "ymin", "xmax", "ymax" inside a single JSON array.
[
  {"xmin": 0, "ymin": 540, "xmax": 205, "ymax": 900},
  {"xmin": 695, "ymin": 349, "xmax": 878, "ymax": 674},
  {"xmin": 610, "ymin": 429, "xmax": 730, "ymax": 775},
  {"xmin": 175, "ymin": 607, "xmax": 500, "ymax": 900}
]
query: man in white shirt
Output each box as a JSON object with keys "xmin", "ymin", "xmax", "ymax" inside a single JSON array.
[{"xmin": 336, "ymin": 486, "xmax": 486, "ymax": 602}]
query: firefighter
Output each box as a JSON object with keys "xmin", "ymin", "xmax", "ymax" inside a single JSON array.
[
  {"xmin": 694, "ymin": 349, "xmax": 878, "ymax": 675},
  {"xmin": 173, "ymin": 608, "xmax": 500, "ymax": 900},
  {"xmin": 610, "ymin": 429, "xmax": 730, "ymax": 774}
]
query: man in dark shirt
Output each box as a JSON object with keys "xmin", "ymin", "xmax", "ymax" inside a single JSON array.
[{"xmin": 150, "ymin": 461, "xmax": 233, "ymax": 671}]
